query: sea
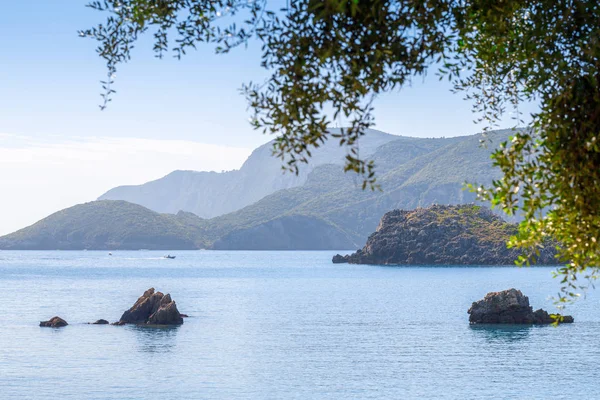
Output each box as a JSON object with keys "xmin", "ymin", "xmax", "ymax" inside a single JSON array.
[{"xmin": 0, "ymin": 250, "xmax": 598, "ymax": 399}]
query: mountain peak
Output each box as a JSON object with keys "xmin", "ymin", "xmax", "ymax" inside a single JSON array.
[{"xmin": 99, "ymin": 128, "xmax": 401, "ymax": 218}]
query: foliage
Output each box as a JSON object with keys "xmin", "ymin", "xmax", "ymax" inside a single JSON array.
[
  {"xmin": 81, "ymin": 0, "xmax": 600, "ymax": 299},
  {"xmin": 454, "ymin": 1, "xmax": 600, "ymax": 303}
]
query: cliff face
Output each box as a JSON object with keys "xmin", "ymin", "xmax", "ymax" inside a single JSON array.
[
  {"xmin": 336, "ymin": 205, "xmax": 558, "ymax": 265},
  {"xmin": 99, "ymin": 129, "xmax": 398, "ymax": 219}
]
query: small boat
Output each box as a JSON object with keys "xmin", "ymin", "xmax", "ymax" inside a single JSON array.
[{"xmin": 164, "ymin": 255, "xmax": 176, "ymax": 259}]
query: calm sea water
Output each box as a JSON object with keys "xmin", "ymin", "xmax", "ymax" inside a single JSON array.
[{"xmin": 0, "ymin": 250, "xmax": 598, "ymax": 399}]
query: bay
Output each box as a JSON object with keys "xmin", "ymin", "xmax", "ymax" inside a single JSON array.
[{"xmin": 0, "ymin": 250, "xmax": 598, "ymax": 399}]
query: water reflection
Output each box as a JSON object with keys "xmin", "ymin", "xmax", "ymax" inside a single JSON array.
[
  {"xmin": 469, "ymin": 324, "xmax": 536, "ymax": 343},
  {"xmin": 129, "ymin": 324, "xmax": 181, "ymax": 353}
]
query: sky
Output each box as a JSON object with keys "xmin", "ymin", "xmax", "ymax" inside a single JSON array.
[{"xmin": 0, "ymin": 1, "xmax": 537, "ymax": 235}]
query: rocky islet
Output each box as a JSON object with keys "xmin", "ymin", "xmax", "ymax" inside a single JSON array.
[
  {"xmin": 333, "ymin": 204, "xmax": 558, "ymax": 265},
  {"xmin": 115, "ymin": 288, "xmax": 184, "ymax": 325},
  {"xmin": 38, "ymin": 287, "xmax": 576, "ymax": 327},
  {"xmin": 40, "ymin": 288, "xmax": 185, "ymax": 327},
  {"xmin": 468, "ymin": 288, "xmax": 573, "ymax": 324}
]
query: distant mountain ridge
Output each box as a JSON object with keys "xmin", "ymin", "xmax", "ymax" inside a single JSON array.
[
  {"xmin": 0, "ymin": 128, "xmax": 517, "ymax": 250},
  {"xmin": 99, "ymin": 128, "xmax": 399, "ymax": 218}
]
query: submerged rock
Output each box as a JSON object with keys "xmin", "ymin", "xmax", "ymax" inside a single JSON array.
[
  {"xmin": 118, "ymin": 288, "xmax": 184, "ymax": 325},
  {"xmin": 39, "ymin": 316, "xmax": 68, "ymax": 328},
  {"xmin": 468, "ymin": 289, "xmax": 573, "ymax": 324},
  {"xmin": 91, "ymin": 319, "xmax": 109, "ymax": 325}
]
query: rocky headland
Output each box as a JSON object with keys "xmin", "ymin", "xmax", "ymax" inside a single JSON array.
[
  {"xmin": 468, "ymin": 288, "xmax": 573, "ymax": 324},
  {"xmin": 333, "ymin": 204, "xmax": 558, "ymax": 265}
]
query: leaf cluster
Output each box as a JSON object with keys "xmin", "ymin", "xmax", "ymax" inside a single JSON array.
[{"xmin": 457, "ymin": 0, "xmax": 600, "ymax": 303}]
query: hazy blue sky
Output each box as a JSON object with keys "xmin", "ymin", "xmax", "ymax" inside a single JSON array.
[{"xmin": 0, "ymin": 1, "xmax": 535, "ymax": 234}]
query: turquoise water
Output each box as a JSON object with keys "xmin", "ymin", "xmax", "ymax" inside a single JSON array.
[{"xmin": 0, "ymin": 250, "xmax": 598, "ymax": 399}]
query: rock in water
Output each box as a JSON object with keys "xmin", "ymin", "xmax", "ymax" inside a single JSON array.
[
  {"xmin": 332, "ymin": 254, "xmax": 348, "ymax": 264},
  {"xmin": 119, "ymin": 288, "xmax": 162, "ymax": 324},
  {"xmin": 39, "ymin": 316, "xmax": 68, "ymax": 328},
  {"xmin": 468, "ymin": 289, "xmax": 573, "ymax": 324},
  {"xmin": 147, "ymin": 300, "xmax": 183, "ymax": 325},
  {"xmin": 118, "ymin": 288, "xmax": 184, "ymax": 325},
  {"xmin": 91, "ymin": 319, "xmax": 109, "ymax": 325}
]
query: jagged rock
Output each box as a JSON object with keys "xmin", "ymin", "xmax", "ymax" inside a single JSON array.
[
  {"xmin": 40, "ymin": 316, "xmax": 68, "ymax": 328},
  {"xmin": 468, "ymin": 289, "xmax": 573, "ymax": 324},
  {"xmin": 336, "ymin": 204, "xmax": 558, "ymax": 265},
  {"xmin": 119, "ymin": 288, "xmax": 161, "ymax": 324},
  {"xmin": 91, "ymin": 319, "xmax": 109, "ymax": 325},
  {"xmin": 147, "ymin": 301, "xmax": 184, "ymax": 325},
  {"xmin": 118, "ymin": 288, "xmax": 184, "ymax": 325}
]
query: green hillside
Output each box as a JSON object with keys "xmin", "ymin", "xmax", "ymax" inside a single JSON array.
[{"xmin": 0, "ymin": 201, "xmax": 208, "ymax": 250}]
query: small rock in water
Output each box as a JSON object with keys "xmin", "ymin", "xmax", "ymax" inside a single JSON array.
[
  {"xmin": 118, "ymin": 288, "xmax": 184, "ymax": 325},
  {"xmin": 39, "ymin": 316, "xmax": 68, "ymax": 328},
  {"xmin": 91, "ymin": 319, "xmax": 109, "ymax": 325},
  {"xmin": 332, "ymin": 254, "xmax": 348, "ymax": 264},
  {"xmin": 468, "ymin": 288, "xmax": 574, "ymax": 324}
]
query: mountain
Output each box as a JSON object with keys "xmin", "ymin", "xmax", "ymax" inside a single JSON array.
[
  {"xmin": 207, "ymin": 129, "xmax": 511, "ymax": 248},
  {"xmin": 0, "ymin": 128, "xmax": 519, "ymax": 250},
  {"xmin": 332, "ymin": 204, "xmax": 557, "ymax": 265},
  {"xmin": 98, "ymin": 128, "xmax": 399, "ymax": 219},
  {"xmin": 0, "ymin": 201, "xmax": 207, "ymax": 250}
]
